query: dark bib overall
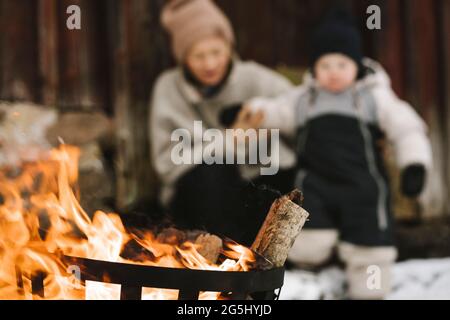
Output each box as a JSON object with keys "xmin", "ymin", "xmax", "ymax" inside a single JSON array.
[{"xmin": 295, "ymin": 88, "xmax": 394, "ymax": 246}]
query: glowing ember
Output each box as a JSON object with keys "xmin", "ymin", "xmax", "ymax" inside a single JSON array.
[{"xmin": 0, "ymin": 145, "xmax": 255, "ymax": 300}]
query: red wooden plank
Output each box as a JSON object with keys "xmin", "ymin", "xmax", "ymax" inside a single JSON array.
[
  {"xmin": 439, "ymin": 0, "xmax": 450, "ymax": 211},
  {"xmin": 371, "ymin": 0, "xmax": 406, "ymax": 99},
  {"xmin": 234, "ymin": 0, "xmax": 276, "ymax": 65},
  {"xmin": 0, "ymin": 0, "xmax": 39, "ymax": 101},
  {"xmin": 409, "ymin": 0, "xmax": 439, "ymax": 120},
  {"xmin": 111, "ymin": 0, "xmax": 169, "ymax": 211},
  {"xmin": 57, "ymin": 0, "xmax": 107, "ymax": 111},
  {"xmin": 38, "ymin": 0, "xmax": 59, "ymax": 107},
  {"xmin": 57, "ymin": 0, "xmax": 83, "ymax": 110}
]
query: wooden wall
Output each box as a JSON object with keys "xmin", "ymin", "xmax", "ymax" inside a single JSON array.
[{"xmin": 0, "ymin": 0, "xmax": 448, "ymax": 216}]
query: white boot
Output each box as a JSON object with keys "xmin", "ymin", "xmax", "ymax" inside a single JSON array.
[{"xmin": 338, "ymin": 242, "xmax": 397, "ymax": 299}]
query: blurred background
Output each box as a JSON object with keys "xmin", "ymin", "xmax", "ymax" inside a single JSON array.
[{"xmin": 0, "ymin": 0, "xmax": 449, "ymax": 262}]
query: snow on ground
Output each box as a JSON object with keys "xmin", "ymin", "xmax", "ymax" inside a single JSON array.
[
  {"xmin": 279, "ymin": 258, "xmax": 450, "ymax": 300},
  {"xmin": 388, "ymin": 258, "xmax": 450, "ymax": 299}
]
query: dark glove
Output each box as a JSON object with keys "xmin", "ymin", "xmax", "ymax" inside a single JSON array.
[
  {"xmin": 400, "ymin": 164, "xmax": 426, "ymax": 198},
  {"xmin": 219, "ymin": 103, "xmax": 243, "ymax": 127}
]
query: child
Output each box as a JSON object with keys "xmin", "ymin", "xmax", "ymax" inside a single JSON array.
[{"xmin": 244, "ymin": 9, "xmax": 432, "ymax": 299}]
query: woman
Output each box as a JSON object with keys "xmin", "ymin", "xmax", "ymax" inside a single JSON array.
[{"xmin": 150, "ymin": 0, "xmax": 295, "ymax": 246}]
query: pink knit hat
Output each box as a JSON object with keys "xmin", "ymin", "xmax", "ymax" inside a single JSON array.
[{"xmin": 161, "ymin": 0, "xmax": 235, "ymax": 62}]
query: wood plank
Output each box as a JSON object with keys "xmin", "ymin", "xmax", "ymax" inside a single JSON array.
[
  {"xmin": 440, "ymin": 0, "xmax": 450, "ymax": 214},
  {"xmin": 0, "ymin": 0, "xmax": 39, "ymax": 101},
  {"xmin": 407, "ymin": 0, "xmax": 446, "ymax": 218},
  {"xmin": 110, "ymin": 0, "xmax": 169, "ymax": 212},
  {"xmin": 369, "ymin": 0, "xmax": 406, "ymax": 98},
  {"xmin": 38, "ymin": 0, "xmax": 59, "ymax": 107},
  {"xmin": 233, "ymin": 0, "xmax": 275, "ymax": 65},
  {"xmin": 57, "ymin": 0, "xmax": 83, "ymax": 110},
  {"xmin": 109, "ymin": 0, "xmax": 133, "ymax": 210},
  {"xmin": 89, "ymin": 0, "xmax": 113, "ymax": 114},
  {"xmin": 57, "ymin": 0, "xmax": 107, "ymax": 111},
  {"xmin": 411, "ymin": 0, "xmax": 439, "ymax": 119},
  {"xmin": 273, "ymin": 0, "xmax": 299, "ymax": 66}
]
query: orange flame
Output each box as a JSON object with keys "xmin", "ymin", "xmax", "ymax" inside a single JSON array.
[{"xmin": 0, "ymin": 145, "xmax": 255, "ymax": 300}]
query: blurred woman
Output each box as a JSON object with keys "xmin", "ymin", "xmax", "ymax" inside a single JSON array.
[{"xmin": 150, "ymin": 0, "xmax": 295, "ymax": 245}]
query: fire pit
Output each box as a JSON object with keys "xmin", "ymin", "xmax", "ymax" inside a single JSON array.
[
  {"xmin": 1, "ymin": 145, "xmax": 308, "ymax": 300},
  {"xmin": 21, "ymin": 254, "xmax": 284, "ymax": 300}
]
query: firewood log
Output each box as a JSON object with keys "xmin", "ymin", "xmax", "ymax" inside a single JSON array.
[
  {"xmin": 157, "ymin": 229, "xmax": 223, "ymax": 264},
  {"xmin": 251, "ymin": 189, "xmax": 309, "ymax": 267},
  {"xmin": 156, "ymin": 227, "xmax": 186, "ymax": 245},
  {"xmin": 195, "ymin": 233, "xmax": 223, "ymax": 264}
]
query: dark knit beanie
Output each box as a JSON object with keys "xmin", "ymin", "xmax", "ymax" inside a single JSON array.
[{"xmin": 309, "ymin": 7, "xmax": 364, "ymax": 76}]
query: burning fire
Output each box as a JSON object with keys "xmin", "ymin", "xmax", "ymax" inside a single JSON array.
[{"xmin": 0, "ymin": 145, "xmax": 255, "ymax": 300}]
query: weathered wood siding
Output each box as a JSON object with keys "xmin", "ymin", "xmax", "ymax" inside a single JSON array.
[{"xmin": 0, "ymin": 0, "xmax": 448, "ymax": 215}]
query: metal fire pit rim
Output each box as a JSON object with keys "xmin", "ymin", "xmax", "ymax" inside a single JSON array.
[{"xmin": 63, "ymin": 255, "xmax": 285, "ymax": 294}]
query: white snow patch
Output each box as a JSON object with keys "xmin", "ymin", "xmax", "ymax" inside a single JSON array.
[
  {"xmin": 388, "ymin": 258, "xmax": 450, "ymax": 300},
  {"xmin": 279, "ymin": 258, "xmax": 450, "ymax": 300}
]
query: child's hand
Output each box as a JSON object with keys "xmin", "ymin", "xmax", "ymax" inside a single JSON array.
[
  {"xmin": 231, "ymin": 105, "xmax": 265, "ymax": 131},
  {"xmin": 401, "ymin": 164, "xmax": 426, "ymax": 198}
]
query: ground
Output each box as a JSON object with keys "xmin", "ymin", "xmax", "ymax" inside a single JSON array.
[{"xmin": 280, "ymin": 258, "xmax": 450, "ymax": 300}]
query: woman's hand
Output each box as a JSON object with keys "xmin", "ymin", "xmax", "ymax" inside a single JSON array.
[{"xmin": 231, "ymin": 105, "xmax": 265, "ymax": 131}]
